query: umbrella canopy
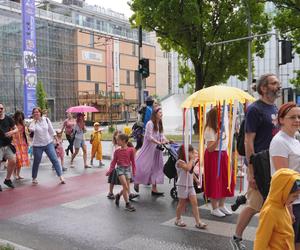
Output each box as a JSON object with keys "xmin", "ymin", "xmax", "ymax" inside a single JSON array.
[
  {"xmin": 66, "ymin": 105, "xmax": 99, "ymax": 113},
  {"xmin": 181, "ymin": 85, "xmax": 256, "ymax": 108}
]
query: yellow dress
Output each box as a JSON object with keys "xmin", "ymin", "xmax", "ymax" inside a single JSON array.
[{"xmin": 91, "ymin": 130, "xmax": 102, "ymax": 160}]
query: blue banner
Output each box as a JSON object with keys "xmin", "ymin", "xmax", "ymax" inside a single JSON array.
[{"xmin": 22, "ymin": 0, "xmax": 37, "ymax": 117}]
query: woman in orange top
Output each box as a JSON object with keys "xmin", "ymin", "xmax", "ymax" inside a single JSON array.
[{"xmin": 12, "ymin": 111, "xmax": 30, "ymax": 179}]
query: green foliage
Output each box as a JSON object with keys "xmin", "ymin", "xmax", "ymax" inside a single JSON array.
[
  {"xmin": 272, "ymin": 0, "xmax": 300, "ymax": 53},
  {"xmin": 36, "ymin": 80, "xmax": 47, "ymax": 110},
  {"xmin": 178, "ymin": 58, "xmax": 195, "ymax": 94},
  {"xmin": 108, "ymin": 126, "xmax": 115, "ymax": 133},
  {"xmin": 0, "ymin": 244, "xmax": 14, "ymax": 250},
  {"xmin": 271, "ymin": 0, "xmax": 300, "ymax": 87},
  {"xmin": 290, "ymin": 70, "xmax": 300, "ymax": 89},
  {"xmin": 130, "ymin": 0, "xmax": 271, "ymax": 91}
]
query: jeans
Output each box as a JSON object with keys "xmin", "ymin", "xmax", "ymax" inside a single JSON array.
[{"xmin": 32, "ymin": 142, "xmax": 62, "ymax": 179}]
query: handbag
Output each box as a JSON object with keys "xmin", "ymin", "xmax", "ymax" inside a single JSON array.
[
  {"xmin": 29, "ymin": 131, "xmax": 34, "ymax": 138},
  {"xmin": 29, "ymin": 118, "xmax": 50, "ymax": 138}
]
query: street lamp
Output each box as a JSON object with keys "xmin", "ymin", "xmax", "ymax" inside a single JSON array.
[{"xmin": 13, "ymin": 63, "xmax": 21, "ymax": 112}]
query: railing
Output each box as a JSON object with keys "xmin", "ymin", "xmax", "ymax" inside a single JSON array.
[
  {"xmin": 0, "ymin": 0, "xmax": 152, "ymax": 44},
  {"xmin": 78, "ymin": 91, "xmax": 125, "ymax": 100}
]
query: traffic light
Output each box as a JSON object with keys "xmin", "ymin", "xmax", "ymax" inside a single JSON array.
[
  {"xmin": 139, "ymin": 58, "xmax": 149, "ymax": 78},
  {"xmin": 281, "ymin": 40, "xmax": 293, "ymax": 65}
]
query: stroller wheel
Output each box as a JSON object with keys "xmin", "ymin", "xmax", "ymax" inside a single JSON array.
[{"xmin": 170, "ymin": 187, "xmax": 178, "ymax": 200}]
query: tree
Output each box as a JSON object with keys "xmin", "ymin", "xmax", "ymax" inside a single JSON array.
[
  {"xmin": 130, "ymin": 1, "xmax": 270, "ymax": 91},
  {"xmin": 130, "ymin": 0, "xmax": 271, "ymax": 132},
  {"xmin": 271, "ymin": 0, "xmax": 300, "ymax": 87},
  {"xmin": 178, "ymin": 58, "xmax": 196, "ymax": 94},
  {"xmin": 36, "ymin": 80, "xmax": 47, "ymax": 110}
]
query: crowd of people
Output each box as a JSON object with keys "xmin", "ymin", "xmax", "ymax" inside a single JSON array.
[{"xmin": 0, "ymin": 72, "xmax": 300, "ymax": 249}]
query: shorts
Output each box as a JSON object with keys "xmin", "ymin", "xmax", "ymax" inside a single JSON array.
[
  {"xmin": 74, "ymin": 138, "xmax": 85, "ymax": 149},
  {"xmin": 293, "ymin": 203, "xmax": 300, "ymax": 243},
  {"xmin": 0, "ymin": 146, "xmax": 15, "ymax": 161},
  {"xmin": 177, "ymin": 186, "xmax": 196, "ymax": 199},
  {"xmin": 246, "ymin": 186, "xmax": 263, "ymax": 212},
  {"xmin": 115, "ymin": 166, "xmax": 131, "ymax": 179}
]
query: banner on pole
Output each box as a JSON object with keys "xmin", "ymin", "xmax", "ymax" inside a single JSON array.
[{"xmin": 22, "ymin": 0, "xmax": 37, "ymax": 117}]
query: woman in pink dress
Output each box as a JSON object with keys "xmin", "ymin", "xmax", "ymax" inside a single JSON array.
[
  {"xmin": 134, "ymin": 107, "xmax": 168, "ymax": 196},
  {"xmin": 12, "ymin": 111, "xmax": 30, "ymax": 179}
]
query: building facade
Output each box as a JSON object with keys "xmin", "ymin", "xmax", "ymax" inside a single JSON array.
[
  {"xmin": 0, "ymin": 1, "xmax": 77, "ymax": 120},
  {"xmin": 0, "ymin": 0, "xmax": 156, "ymax": 122}
]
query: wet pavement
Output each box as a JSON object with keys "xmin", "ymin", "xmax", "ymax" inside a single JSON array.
[{"xmin": 0, "ymin": 141, "xmax": 256, "ymax": 250}]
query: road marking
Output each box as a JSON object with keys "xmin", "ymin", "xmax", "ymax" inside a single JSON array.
[
  {"xmin": 115, "ymin": 234, "xmax": 208, "ymax": 250},
  {"xmin": 61, "ymin": 195, "xmax": 100, "ymax": 209},
  {"xmin": 0, "ymin": 173, "xmax": 107, "ymax": 220},
  {"xmin": 198, "ymin": 203, "xmax": 259, "ymax": 217},
  {"xmin": 162, "ymin": 216, "xmax": 256, "ymax": 241}
]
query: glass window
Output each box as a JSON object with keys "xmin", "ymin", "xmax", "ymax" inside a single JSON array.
[
  {"xmin": 95, "ymin": 83, "xmax": 99, "ymax": 94},
  {"xmin": 86, "ymin": 65, "xmax": 91, "ymax": 81},
  {"xmin": 126, "ymin": 70, "xmax": 130, "ymax": 85},
  {"xmin": 90, "ymin": 33, "xmax": 94, "ymax": 48},
  {"xmin": 134, "ymin": 70, "xmax": 139, "ymax": 88}
]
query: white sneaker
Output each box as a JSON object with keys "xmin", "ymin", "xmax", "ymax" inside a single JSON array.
[
  {"xmin": 211, "ymin": 208, "xmax": 226, "ymax": 217},
  {"xmin": 219, "ymin": 206, "xmax": 233, "ymax": 215}
]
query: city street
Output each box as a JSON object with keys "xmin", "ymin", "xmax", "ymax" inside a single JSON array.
[{"xmin": 0, "ymin": 142, "xmax": 256, "ymax": 250}]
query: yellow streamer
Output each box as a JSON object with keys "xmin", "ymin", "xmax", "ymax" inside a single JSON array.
[{"xmin": 227, "ymin": 101, "xmax": 233, "ymax": 190}]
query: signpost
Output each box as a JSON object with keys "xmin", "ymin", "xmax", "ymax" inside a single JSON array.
[{"xmin": 22, "ymin": 0, "xmax": 37, "ymax": 117}]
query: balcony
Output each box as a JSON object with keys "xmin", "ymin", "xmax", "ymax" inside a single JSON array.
[{"xmin": 78, "ymin": 91, "xmax": 138, "ymax": 124}]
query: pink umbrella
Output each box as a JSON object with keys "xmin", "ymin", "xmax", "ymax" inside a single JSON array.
[{"xmin": 66, "ymin": 105, "xmax": 99, "ymax": 113}]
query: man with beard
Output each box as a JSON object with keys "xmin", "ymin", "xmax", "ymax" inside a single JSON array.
[
  {"xmin": 230, "ymin": 73, "xmax": 281, "ymax": 250},
  {"xmin": 0, "ymin": 103, "xmax": 18, "ymax": 191}
]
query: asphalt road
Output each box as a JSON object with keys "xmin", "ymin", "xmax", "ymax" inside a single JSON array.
[{"xmin": 0, "ymin": 142, "xmax": 256, "ymax": 250}]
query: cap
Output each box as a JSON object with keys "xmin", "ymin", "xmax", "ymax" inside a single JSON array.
[
  {"xmin": 290, "ymin": 179, "xmax": 300, "ymax": 193},
  {"xmin": 146, "ymin": 96, "xmax": 153, "ymax": 102},
  {"xmin": 94, "ymin": 122, "xmax": 100, "ymax": 126}
]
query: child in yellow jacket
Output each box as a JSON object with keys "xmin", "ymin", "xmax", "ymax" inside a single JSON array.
[
  {"xmin": 90, "ymin": 122, "xmax": 104, "ymax": 167},
  {"xmin": 254, "ymin": 168, "xmax": 300, "ymax": 250}
]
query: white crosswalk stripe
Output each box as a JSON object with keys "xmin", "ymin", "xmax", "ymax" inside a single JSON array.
[
  {"xmin": 198, "ymin": 202, "xmax": 259, "ymax": 217},
  {"xmin": 161, "ymin": 201, "xmax": 258, "ymax": 243},
  {"xmin": 162, "ymin": 216, "xmax": 256, "ymax": 242}
]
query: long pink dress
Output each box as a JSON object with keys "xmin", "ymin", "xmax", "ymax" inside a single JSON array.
[{"xmin": 134, "ymin": 121, "xmax": 166, "ymax": 185}]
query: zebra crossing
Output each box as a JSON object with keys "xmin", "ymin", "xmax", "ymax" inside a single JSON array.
[{"xmin": 161, "ymin": 203, "xmax": 257, "ymax": 242}]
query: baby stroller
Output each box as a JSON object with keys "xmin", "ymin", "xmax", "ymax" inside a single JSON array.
[{"xmin": 162, "ymin": 144, "xmax": 205, "ymax": 200}]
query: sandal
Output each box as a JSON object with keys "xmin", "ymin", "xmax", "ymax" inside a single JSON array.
[
  {"xmin": 195, "ymin": 221, "xmax": 207, "ymax": 230},
  {"xmin": 174, "ymin": 219, "xmax": 186, "ymax": 227}
]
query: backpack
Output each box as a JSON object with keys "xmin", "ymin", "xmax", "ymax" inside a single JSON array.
[
  {"xmin": 138, "ymin": 105, "xmax": 147, "ymax": 124},
  {"xmin": 250, "ymin": 150, "xmax": 271, "ymax": 200},
  {"xmin": 236, "ymin": 119, "xmax": 246, "ymax": 156},
  {"xmin": 163, "ymin": 155, "xmax": 177, "ymax": 179}
]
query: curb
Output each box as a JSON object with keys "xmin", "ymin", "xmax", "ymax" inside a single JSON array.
[{"xmin": 0, "ymin": 239, "xmax": 33, "ymax": 250}]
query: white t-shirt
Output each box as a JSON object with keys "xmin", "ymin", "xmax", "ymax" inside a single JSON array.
[
  {"xmin": 204, "ymin": 127, "xmax": 228, "ymax": 151},
  {"xmin": 270, "ymin": 130, "xmax": 300, "ymax": 204}
]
